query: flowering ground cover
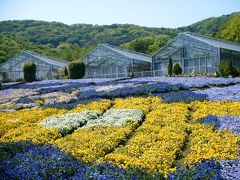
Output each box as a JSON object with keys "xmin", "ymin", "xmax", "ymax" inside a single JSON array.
[
  {"xmin": 1, "ymin": 77, "xmax": 240, "ymax": 111},
  {"xmin": 0, "ymin": 77, "xmax": 240, "ymax": 179}
]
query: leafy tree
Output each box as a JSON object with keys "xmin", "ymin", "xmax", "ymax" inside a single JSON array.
[
  {"xmin": 168, "ymin": 56, "xmax": 173, "ymax": 77},
  {"xmin": 148, "ymin": 35, "xmax": 170, "ymax": 55},
  {"xmin": 173, "ymin": 63, "xmax": 182, "ymax": 75},
  {"xmin": 0, "ymin": 35, "xmax": 95, "ymax": 64},
  {"xmin": 68, "ymin": 60, "xmax": 85, "ymax": 79},
  {"xmin": 121, "ymin": 35, "xmax": 170, "ymax": 55},
  {"xmin": 217, "ymin": 61, "xmax": 240, "ymax": 77},
  {"xmin": 23, "ymin": 61, "xmax": 36, "ymax": 82},
  {"xmin": 217, "ymin": 14, "xmax": 240, "ymax": 43}
]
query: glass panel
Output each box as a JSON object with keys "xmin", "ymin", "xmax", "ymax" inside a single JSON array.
[
  {"xmin": 194, "ymin": 58, "xmax": 199, "ymax": 67},
  {"xmin": 154, "ymin": 33, "xmax": 218, "ymax": 75}
]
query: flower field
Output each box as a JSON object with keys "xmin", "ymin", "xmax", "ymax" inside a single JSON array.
[{"xmin": 0, "ymin": 77, "xmax": 240, "ymax": 179}]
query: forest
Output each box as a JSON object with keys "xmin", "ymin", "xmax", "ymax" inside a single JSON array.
[{"xmin": 0, "ymin": 11, "xmax": 239, "ymax": 63}]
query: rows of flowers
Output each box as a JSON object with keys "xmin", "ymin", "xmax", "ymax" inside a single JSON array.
[
  {"xmin": 119, "ymin": 77, "xmax": 240, "ymax": 87},
  {"xmin": 1, "ymin": 77, "xmax": 240, "ymax": 111},
  {"xmin": 197, "ymin": 115, "xmax": 240, "ymax": 136},
  {"xmin": 191, "ymin": 101, "xmax": 240, "ymax": 120},
  {"xmin": 0, "ymin": 93, "xmax": 240, "ymax": 178},
  {"xmin": 104, "ymin": 103, "xmax": 190, "ymax": 176},
  {"xmin": 52, "ymin": 97, "xmax": 156, "ymax": 163},
  {"xmin": 184, "ymin": 123, "xmax": 239, "ymax": 165},
  {"xmin": 0, "ymin": 100, "xmax": 112, "ymax": 143},
  {"xmin": 85, "ymin": 109, "xmax": 144, "ymax": 127},
  {"xmin": 0, "ymin": 141, "xmax": 163, "ymax": 179},
  {"xmin": 40, "ymin": 111, "xmax": 101, "ymax": 135}
]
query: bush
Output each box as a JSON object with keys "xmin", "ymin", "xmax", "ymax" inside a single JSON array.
[
  {"xmin": 64, "ymin": 66, "xmax": 69, "ymax": 76},
  {"xmin": 168, "ymin": 56, "xmax": 173, "ymax": 77},
  {"xmin": 68, "ymin": 61, "xmax": 85, "ymax": 79},
  {"xmin": 64, "ymin": 66, "xmax": 69, "ymax": 79},
  {"xmin": 173, "ymin": 63, "xmax": 182, "ymax": 75},
  {"xmin": 23, "ymin": 62, "xmax": 36, "ymax": 82},
  {"xmin": 218, "ymin": 61, "xmax": 240, "ymax": 77}
]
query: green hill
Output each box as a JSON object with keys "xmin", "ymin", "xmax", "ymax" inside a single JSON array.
[{"xmin": 0, "ymin": 11, "xmax": 239, "ymax": 63}]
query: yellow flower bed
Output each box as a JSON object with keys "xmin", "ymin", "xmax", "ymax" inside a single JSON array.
[
  {"xmin": 0, "ymin": 108, "xmax": 66, "ymax": 137},
  {"xmin": 0, "ymin": 100, "xmax": 112, "ymax": 140},
  {"xmin": 0, "ymin": 124, "xmax": 61, "ymax": 143},
  {"xmin": 70, "ymin": 100, "xmax": 112, "ymax": 113},
  {"xmin": 112, "ymin": 97, "xmax": 162, "ymax": 115},
  {"xmin": 104, "ymin": 103, "xmax": 189, "ymax": 175},
  {"xmin": 54, "ymin": 122, "xmax": 138, "ymax": 163},
  {"xmin": 185, "ymin": 123, "xmax": 240, "ymax": 165},
  {"xmin": 191, "ymin": 101, "xmax": 240, "ymax": 120}
]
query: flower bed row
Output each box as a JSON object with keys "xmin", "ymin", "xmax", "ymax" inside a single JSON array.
[
  {"xmin": 197, "ymin": 115, "xmax": 240, "ymax": 136},
  {"xmin": 104, "ymin": 103, "xmax": 190, "ymax": 176},
  {"xmin": 0, "ymin": 97, "xmax": 240, "ymax": 179},
  {"xmin": 0, "ymin": 100, "xmax": 112, "ymax": 143},
  {"xmin": 1, "ymin": 77, "xmax": 240, "ymax": 111},
  {"xmin": 0, "ymin": 141, "xmax": 164, "ymax": 179},
  {"xmin": 191, "ymin": 101, "xmax": 240, "ymax": 120},
  {"xmin": 51, "ymin": 97, "xmax": 158, "ymax": 163},
  {"xmin": 184, "ymin": 123, "xmax": 240, "ymax": 165}
]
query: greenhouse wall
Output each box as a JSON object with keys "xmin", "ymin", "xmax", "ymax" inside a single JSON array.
[
  {"xmin": 83, "ymin": 44, "xmax": 151, "ymax": 78},
  {"xmin": 220, "ymin": 49, "xmax": 240, "ymax": 68},
  {"xmin": 153, "ymin": 33, "xmax": 219, "ymax": 76},
  {"xmin": 0, "ymin": 52, "xmax": 66, "ymax": 82}
]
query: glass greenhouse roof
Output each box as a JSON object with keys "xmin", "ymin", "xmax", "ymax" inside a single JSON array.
[
  {"xmin": 23, "ymin": 51, "xmax": 68, "ymax": 67},
  {"xmin": 102, "ymin": 44, "xmax": 152, "ymax": 63},
  {"xmin": 185, "ymin": 32, "xmax": 240, "ymax": 52}
]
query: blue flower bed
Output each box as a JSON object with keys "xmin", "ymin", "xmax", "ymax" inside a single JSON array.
[
  {"xmin": 0, "ymin": 141, "xmax": 239, "ymax": 179},
  {"xmin": 168, "ymin": 160, "xmax": 222, "ymax": 180},
  {"xmin": 168, "ymin": 158, "xmax": 240, "ymax": 180},
  {"xmin": 220, "ymin": 158, "xmax": 240, "ymax": 179},
  {"xmin": 194, "ymin": 84, "xmax": 240, "ymax": 102},
  {"xmin": 0, "ymin": 141, "xmax": 163, "ymax": 180},
  {"xmin": 156, "ymin": 90, "xmax": 207, "ymax": 103},
  {"xmin": 1, "ymin": 142, "xmax": 84, "ymax": 179},
  {"xmin": 197, "ymin": 115, "xmax": 240, "ymax": 136}
]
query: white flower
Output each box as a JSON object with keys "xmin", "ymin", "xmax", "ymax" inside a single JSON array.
[
  {"xmin": 40, "ymin": 110, "xmax": 100, "ymax": 135},
  {"xmin": 85, "ymin": 109, "xmax": 143, "ymax": 127}
]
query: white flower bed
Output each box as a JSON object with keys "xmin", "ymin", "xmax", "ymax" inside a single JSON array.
[
  {"xmin": 40, "ymin": 110, "xmax": 100, "ymax": 135},
  {"xmin": 85, "ymin": 109, "xmax": 143, "ymax": 127}
]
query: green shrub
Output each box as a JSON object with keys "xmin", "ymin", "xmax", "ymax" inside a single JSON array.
[
  {"xmin": 23, "ymin": 61, "xmax": 36, "ymax": 82},
  {"xmin": 173, "ymin": 63, "xmax": 182, "ymax": 75},
  {"xmin": 64, "ymin": 66, "xmax": 69, "ymax": 78},
  {"xmin": 168, "ymin": 56, "xmax": 173, "ymax": 77},
  {"xmin": 68, "ymin": 60, "xmax": 85, "ymax": 79},
  {"xmin": 217, "ymin": 61, "xmax": 240, "ymax": 77}
]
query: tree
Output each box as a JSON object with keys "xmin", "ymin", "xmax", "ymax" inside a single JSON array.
[
  {"xmin": 64, "ymin": 66, "xmax": 69, "ymax": 77},
  {"xmin": 217, "ymin": 61, "xmax": 240, "ymax": 77},
  {"xmin": 120, "ymin": 35, "xmax": 170, "ymax": 55},
  {"xmin": 148, "ymin": 35, "xmax": 170, "ymax": 55},
  {"xmin": 168, "ymin": 56, "xmax": 173, "ymax": 77},
  {"xmin": 23, "ymin": 61, "xmax": 36, "ymax": 82},
  {"xmin": 218, "ymin": 14, "xmax": 240, "ymax": 43},
  {"xmin": 173, "ymin": 63, "xmax": 182, "ymax": 76},
  {"xmin": 68, "ymin": 60, "xmax": 85, "ymax": 79}
]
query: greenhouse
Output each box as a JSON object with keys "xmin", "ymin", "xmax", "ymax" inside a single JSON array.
[
  {"xmin": 152, "ymin": 32, "xmax": 240, "ymax": 76},
  {"xmin": 83, "ymin": 44, "xmax": 152, "ymax": 78},
  {"xmin": 0, "ymin": 51, "xmax": 67, "ymax": 82}
]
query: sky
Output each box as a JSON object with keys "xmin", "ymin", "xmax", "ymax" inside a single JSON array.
[{"xmin": 0, "ymin": 0, "xmax": 240, "ymax": 28}]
